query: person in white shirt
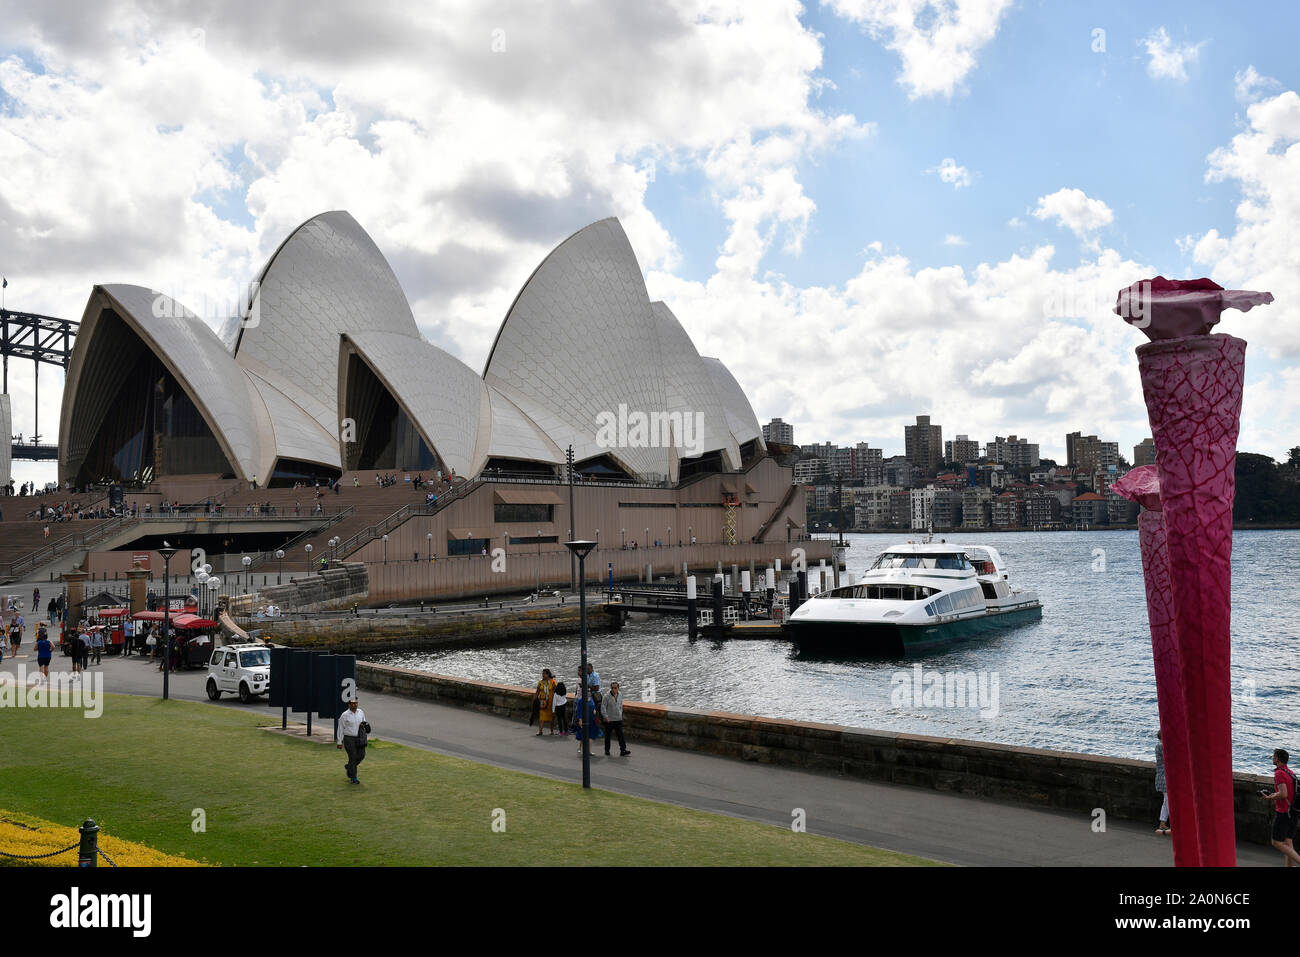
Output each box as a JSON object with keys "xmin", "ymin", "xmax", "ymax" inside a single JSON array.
[{"xmin": 336, "ymin": 697, "xmax": 369, "ymax": 784}]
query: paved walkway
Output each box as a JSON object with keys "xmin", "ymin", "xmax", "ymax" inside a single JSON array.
[{"xmin": 1, "ymin": 651, "xmax": 1279, "ymax": 867}]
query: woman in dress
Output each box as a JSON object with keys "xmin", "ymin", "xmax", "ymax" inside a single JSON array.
[{"xmin": 535, "ymin": 668, "xmax": 555, "ymax": 736}]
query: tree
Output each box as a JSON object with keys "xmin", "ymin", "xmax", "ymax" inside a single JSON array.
[{"xmin": 1287, "ymin": 446, "xmax": 1300, "ymax": 468}]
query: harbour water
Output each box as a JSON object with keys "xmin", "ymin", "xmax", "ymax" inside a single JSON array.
[{"xmin": 375, "ymin": 530, "xmax": 1300, "ymax": 771}]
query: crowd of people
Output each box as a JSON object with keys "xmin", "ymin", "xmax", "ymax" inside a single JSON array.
[{"xmin": 531, "ymin": 662, "xmax": 630, "ymax": 757}]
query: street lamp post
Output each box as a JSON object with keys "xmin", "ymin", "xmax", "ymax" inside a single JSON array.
[
  {"xmin": 427, "ymin": 532, "xmax": 433, "ymax": 562},
  {"xmin": 158, "ymin": 544, "xmax": 177, "ymax": 700},
  {"xmin": 241, "ymin": 555, "xmax": 251, "ymax": 593},
  {"xmin": 382, "ymin": 534, "xmax": 388, "ymax": 565},
  {"xmin": 620, "ymin": 528, "xmax": 625, "ymax": 549},
  {"xmin": 275, "ymin": 549, "xmax": 284, "ymax": 585},
  {"xmin": 305, "ymin": 543, "xmax": 312, "ymax": 575},
  {"xmin": 667, "ymin": 527, "xmax": 672, "ymax": 548},
  {"xmin": 536, "ymin": 530, "xmax": 542, "ymax": 596},
  {"xmin": 195, "ymin": 568, "xmax": 209, "ymax": 620},
  {"xmin": 565, "ymin": 539, "xmax": 597, "ymax": 789}
]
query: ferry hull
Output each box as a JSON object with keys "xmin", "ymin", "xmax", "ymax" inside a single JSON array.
[{"xmin": 788, "ymin": 604, "xmax": 1042, "ymax": 657}]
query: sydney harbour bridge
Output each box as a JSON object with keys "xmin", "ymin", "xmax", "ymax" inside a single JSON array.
[{"xmin": 1, "ymin": 307, "xmax": 77, "ymax": 465}]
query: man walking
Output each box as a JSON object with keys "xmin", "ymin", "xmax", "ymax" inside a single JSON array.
[
  {"xmin": 336, "ymin": 697, "xmax": 370, "ymax": 784},
  {"xmin": 601, "ymin": 681, "xmax": 631, "ymax": 757},
  {"xmin": 89, "ymin": 626, "xmax": 104, "ymax": 665},
  {"xmin": 1261, "ymin": 748, "xmax": 1300, "ymax": 866}
]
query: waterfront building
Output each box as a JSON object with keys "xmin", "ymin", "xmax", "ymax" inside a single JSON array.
[
  {"xmin": 947, "ymin": 434, "xmax": 981, "ymax": 466},
  {"xmin": 991, "ymin": 490, "xmax": 1023, "ymax": 528},
  {"xmin": 1022, "ymin": 489, "xmax": 1060, "ymax": 527},
  {"xmin": 829, "ymin": 446, "xmax": 855, "ymax": 483},
  {"xmin": 852, "ymin": 485, "xmax": 894, "ymax": 529},
  {"xmin": 1107, "ymin": 488, "xmax": 1137, "ymax": 525},
  {"xmin": 793, "ymin": 457, "xmax": 829, "ymax": 484},
  {"xmin": 855, "ymin": 443, "xmax": 883, "ymax": 486},
  {"xmin": 910, "ymin": 487, "xmax": 935, "ymax": 531},
  {"xmin": 1071, "ymin": 491, "xmax": 1108, "ymax": 527},
  {"xmin": 61, "ymin": 213, "xmax": 765, "ymax": 488},
  {"xmin": 932, "ymin": 487, "xmax": 960, "ymax": 528},
  {"xmin": 1133, "ymin": 437, "xmax": 1157, "ymax": 467},
  {"xmin": 905, "ymin": 415, "xmax": 943, "ymax": 476},
  {"xmin": 800, "ymin": 441, "xmax": 835, "ymax": 460},
  {"xmin": 763, "ymin": 418, "xmax": 794, "ymax": 446},
  {"xmin": 805, "ymin": 484, "xmax": 832, "ymax": 513},
  {"xmin": 962, "ymin": 487, "xmax": 992, "ymax": 529},
  {"xmin": 888, "ymin": 488, "xmax": 912, "ymax": 528},
  {"xmin": 1067, "ymin": 432, "xmax": 1119, "ymax": 473},
  {"xmin": 882, "ymin": 455, "xmax": 916, "ymax": 487},
  {"xmin": 988, "ymin": 435, "xmax": 1040, "ymax": 470}
]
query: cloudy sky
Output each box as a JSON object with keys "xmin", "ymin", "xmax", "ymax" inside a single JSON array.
[{"xmin": 2, "ymin": 0, "xmax": 1297, "ymax": 489}]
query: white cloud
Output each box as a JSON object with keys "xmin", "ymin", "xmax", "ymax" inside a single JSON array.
[
  {"xmin": 1142, "ymin": 27, "xmax": 1205, "ymax": 83},
  {"xmin": 0, "ymin": 0, "xmax": 866, "ymax": 450},
  {"xmin": 943, "ymin": 234, "xmax": 966, "ymax": 246},
  {"xmin": 649, "ymin": 238, "xmax": 1157, "ymax": 464},
  {"xmin": 929, "ymin": 157, "xmax": 972, "ymax": 188},
  {"xmin": 1032, "ymin": 188, "xmax": 1114, "ymax": 241},
  {"xmin": 1186, "ymin": 88, "xmax": 1300, "ymax": 357},
  {"xmin": 1234, "ymin": 66, "xmax": 1279, "ymax": 105},
  {"xmin": 827, "ymin": 0, "xmax": 1013, "ymax": 99}
]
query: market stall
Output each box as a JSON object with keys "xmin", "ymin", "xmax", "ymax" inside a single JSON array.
[{"xmin": 131, "ymin": 610, "xmax": 220, "ymax": 669}]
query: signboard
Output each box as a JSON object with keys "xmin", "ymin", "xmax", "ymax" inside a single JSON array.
[{"xmin": 132, "ymin": 552, "xmax": 151, "ymax": 570}]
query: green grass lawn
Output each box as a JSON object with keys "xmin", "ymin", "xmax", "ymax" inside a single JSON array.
[{"xmin": 1, "ymin": 694, "xmax": 939, "ymax": 866}]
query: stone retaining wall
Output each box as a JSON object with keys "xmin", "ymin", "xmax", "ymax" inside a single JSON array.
[
  {"xmin": 356, "ymin": 662, "xmax": 1277, "ymax": 846},
  {"xmin": 258, "ymin": 603, "xmax": 621, "ymax": 654},
  {"xmin": 231, "ymin": 563, "xmax": 369, "ymax": 615}
]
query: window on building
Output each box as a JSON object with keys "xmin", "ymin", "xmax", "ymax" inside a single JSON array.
[{"xmin": 493, "ymin": 503, "xmax": 553, "ymax": 524}]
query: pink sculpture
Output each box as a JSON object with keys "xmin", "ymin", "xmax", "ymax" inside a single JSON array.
[
  {"xmin": 1111, "ymin": 466, "xmax": 1198, "ymax": 865},
  {"xmin": 1114, "ymin": 277, "xmax": 1272, "ymax": 867}
]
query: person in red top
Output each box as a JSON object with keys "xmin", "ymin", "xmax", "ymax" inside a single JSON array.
[{"xmin": 1260, "ymin": 748, "xmax": 1300, "ymax": 866}]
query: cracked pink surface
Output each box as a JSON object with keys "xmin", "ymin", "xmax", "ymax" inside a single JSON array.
[
  {"xmin": 1137, "ymin": 334, "xmax": 1246, "ymax": 866},
  {"xmin": 1114, "ymin": 467, "xmax": 1200, "ymax": 865}
]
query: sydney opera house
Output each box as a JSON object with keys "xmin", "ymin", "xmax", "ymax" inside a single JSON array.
[
  {"xmin": 59, "ymin": 212, "xmax": 769, "ymax": 490},
  {"xmin": 28, "ymin": 211, "xmax": 811, "ymax": 594}
]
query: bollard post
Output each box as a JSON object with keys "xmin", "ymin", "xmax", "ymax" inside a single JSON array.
[
  {"xmin": 686, "ymin": 575, "xmax": 698, "ymax": 641},
  {"xmin": 741, "ymin": 570, "xmax": 751, "ymax": 621},
  {"xmin": 711, "ymin": 575, "xmax": 724, "ymax": 634},
  {"xmin": 730, "ymin": 564, "xmax": 739, "ymax": 597},
  {"xmin": 78, "ymin": 819, "xmax": 99, "ymax": 868}
]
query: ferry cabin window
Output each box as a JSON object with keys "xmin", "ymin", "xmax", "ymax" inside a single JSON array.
[
  {"xmin": 870, "ymin": 553, "xmax": 970, "ymax": 570},
  {"xmin": 821, "ymin": 584, "xmax": 938, "ymax": 601}
]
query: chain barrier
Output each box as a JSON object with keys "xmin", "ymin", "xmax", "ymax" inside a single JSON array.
[{"xmin": 0, "ymin": 841, "xmax": 80, "ymax": 861}]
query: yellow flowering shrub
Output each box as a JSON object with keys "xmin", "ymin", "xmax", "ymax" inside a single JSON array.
[{"xmin": 0, "ymin": 810, "xmax": 206, "ymax": 867}]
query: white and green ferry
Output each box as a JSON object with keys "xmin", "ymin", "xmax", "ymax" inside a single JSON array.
[{"xmin": 786, "ymin": 542, "xmax": 1041, "ymax": 656}]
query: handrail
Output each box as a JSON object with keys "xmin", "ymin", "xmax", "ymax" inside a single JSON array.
[
  {"xmin": 247, "ymin": 506, "xmax": 356, "ymax": 569},
  {"xmin": 333, "ymin": 477, "xmax": 483, "ymax": 557},
  {"xmin": 0, "ymin": 512, "xmax": 138, "ymax": 580}
]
